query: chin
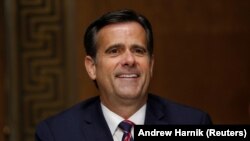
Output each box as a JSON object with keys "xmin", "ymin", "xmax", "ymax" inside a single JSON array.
[{"xmin": 118, "ymin": 91, "xmax": 144, "ymax": 99}]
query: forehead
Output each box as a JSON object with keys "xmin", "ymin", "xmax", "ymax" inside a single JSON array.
[
  {"xmin": 98, "ymin": 22, "xmax": 145, "ymax": 36},
  {"xmin": 96, "ymin": 22, "xmax": 146, "ymax": 45}
]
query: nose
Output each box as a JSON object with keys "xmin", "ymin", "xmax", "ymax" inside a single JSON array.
[{"xmin": 121, "ymin": 51, "xmax": 136, "ymax": 67}]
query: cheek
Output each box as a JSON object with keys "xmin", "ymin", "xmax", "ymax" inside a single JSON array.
[
  {"xmin": 140, "ymin": 60, "xmax": 152, "ymax": 72},
  {"xmin": 96, "ymin": 60, "xmax": 115, "ymax": 77}
]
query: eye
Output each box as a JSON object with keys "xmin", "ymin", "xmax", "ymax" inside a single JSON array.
[
  {"xmin": 108, "ymin": 48, "xmax": 118, "ymax": 54},
  {"xmin": 105, "ymin": 46, "xmax": 121, "ymax": 56},
  {"xmin": 133, "ymin": 47, "xmax": 147, "ymax": 56}
]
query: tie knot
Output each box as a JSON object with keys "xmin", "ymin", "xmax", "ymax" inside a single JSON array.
[{"xmin": 118, "ymin": 120, "xmax": 134, "ymax": 133}]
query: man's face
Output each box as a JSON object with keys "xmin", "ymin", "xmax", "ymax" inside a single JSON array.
[{"xmin": 85, "ymin": 22, "xmax": 154, "ymax": 104}]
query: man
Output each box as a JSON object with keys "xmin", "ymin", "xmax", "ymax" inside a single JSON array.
[{"xmin": 35, "ymin": 9, "xmax": 212, "ymax": 141}]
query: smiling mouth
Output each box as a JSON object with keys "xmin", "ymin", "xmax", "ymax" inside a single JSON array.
[{"xmin": 116, "ymin": 74, "xmax": 140, "ymax": 78}]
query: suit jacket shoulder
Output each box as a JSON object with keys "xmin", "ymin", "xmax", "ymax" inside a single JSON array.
[
  {"xmin": 145, "ymin": 94, "xmax": 213, "ymax": 125},
  {"xmin": 35, "ymin": 96, "xmax": 113, "ymax": 141}
]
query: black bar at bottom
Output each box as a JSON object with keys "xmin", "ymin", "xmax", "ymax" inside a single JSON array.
[{"xmin": 134, "ymin": 125, "xmax": 249, "ymax": 141}]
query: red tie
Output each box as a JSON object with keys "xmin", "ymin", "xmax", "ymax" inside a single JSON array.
[{"xmin": 118, "ymin": 120, "xmax": 134, "ymax": 141}]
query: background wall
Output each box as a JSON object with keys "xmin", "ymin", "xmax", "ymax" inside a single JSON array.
[
  {"xmin": 0, "ymin": 1, "xmax": 6, "ymax": 140},
  {"xmin": 74, "ymin": 0, "xmax": 250, "ymax": 124},
  {"xmin": 1, "ymin": 0, "xmax": 250, "ymax": 141}
]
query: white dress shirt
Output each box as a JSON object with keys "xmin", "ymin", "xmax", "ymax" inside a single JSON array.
[{"xmin": 101, "ymin": 103, "xmax": 146, "ymax": 141}]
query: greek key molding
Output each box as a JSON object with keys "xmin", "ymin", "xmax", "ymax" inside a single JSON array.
[{"xmin": 6, "ymin": 0, "xmax": 76, "ymax": 141}]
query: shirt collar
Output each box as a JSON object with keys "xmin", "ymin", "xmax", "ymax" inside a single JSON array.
[{"xmin": 101, "ymin": 103, "xmax": 146, "ymax": 136}]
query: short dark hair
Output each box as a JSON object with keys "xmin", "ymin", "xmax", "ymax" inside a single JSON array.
[{"xmin": 84, "ymin": 9, "xmax": 154, "ymax": 59}]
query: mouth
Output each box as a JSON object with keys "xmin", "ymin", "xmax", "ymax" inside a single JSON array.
[{"xmin": 116, "ymin": 73, "xmax": 140, "ymax": 78}]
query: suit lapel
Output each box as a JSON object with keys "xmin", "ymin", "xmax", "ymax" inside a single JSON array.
[
  {"xmin": 145, "ymin": 94, "xmax": 169, "ymax": 125},
  {"xmin": 78, "ymin": 94, "xmax": 169, "ymax": 141},
  {"xmin": 80, "ymin": 97, "xmax": 113, "ymax": 141}
]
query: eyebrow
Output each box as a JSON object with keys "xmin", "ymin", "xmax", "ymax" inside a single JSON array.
[
  {"xmin": 131, "ymin": 44, "xmax": 146, "ymax": 49},
  {"xmin": 104, "ymin": 43, "xmax": 147, "ymax": 53},
  {"xmin": 108, "ymin": 43, "xmax": 124, "ymax": 49},
  {"xmin": 104, "ymin": 43, "xmax": 124, "ymax": 53}
]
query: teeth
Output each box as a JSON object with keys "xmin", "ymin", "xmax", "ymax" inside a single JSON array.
[{"xmin": 119, "ymin": 74, "xmax": 138, "ymax": 78}]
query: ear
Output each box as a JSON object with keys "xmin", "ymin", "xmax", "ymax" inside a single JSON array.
[{"xmin": 85, "ymin": 56, "xmax": 96, "ymax": 80}]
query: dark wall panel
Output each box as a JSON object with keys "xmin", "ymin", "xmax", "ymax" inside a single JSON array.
[
  {"xmin": 1, "ymin": 1, "xmax": 6, "ymax": 141},
  {"xmin": 5, "ymin": 0, "xmax": 76, "ymax": 141}
]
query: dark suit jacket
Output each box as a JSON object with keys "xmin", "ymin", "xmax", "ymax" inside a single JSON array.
[{"xmin": 35, "ymin": 94, "xmax": 212, "ymax": 141}]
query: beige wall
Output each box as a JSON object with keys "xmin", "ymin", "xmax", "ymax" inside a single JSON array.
[{"xmin": 74, "ymin": 0, "xmax": 250, "ymax": 124}]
